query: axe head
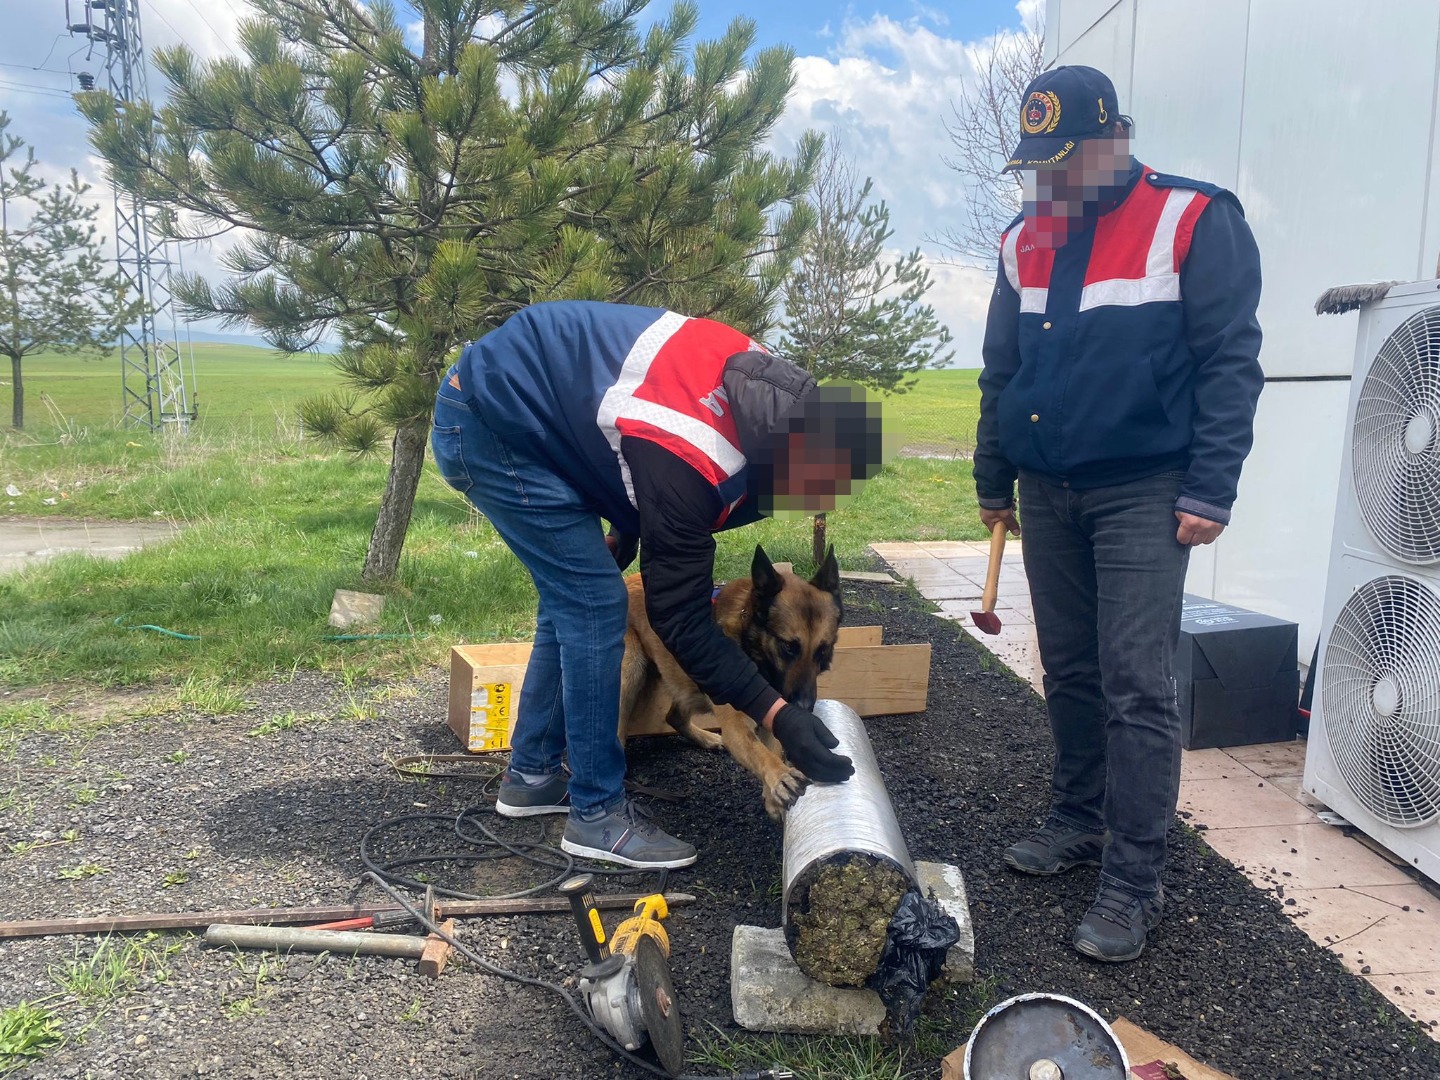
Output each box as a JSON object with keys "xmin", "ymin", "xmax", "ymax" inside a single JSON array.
[{"xmin": 970, "ymin": 610, "xmax": 1002, "ymax": 635}]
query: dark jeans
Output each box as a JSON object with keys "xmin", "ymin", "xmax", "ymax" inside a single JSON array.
[
  {"xmin": 1018, "ymin": 470, "xmax": 1191, "ymax": 899},
  {"xmin": 430, "ymin": 373, "xmax": 629, "ymax": 814}
]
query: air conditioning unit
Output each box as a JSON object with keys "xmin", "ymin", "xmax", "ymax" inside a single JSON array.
[{"xmin": 1302, "ymin": 280, "xmax": 1440, "ymax": 883}]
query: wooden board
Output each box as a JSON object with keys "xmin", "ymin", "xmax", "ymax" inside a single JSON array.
[
  {"xmin": 835, "ymin": 625, "xmax": 883, "ymax": 648},
  {"xmin": 816, "ymin": 644, "xmax": 930, "ymax": 716},
  {"xmin": 1112, "ymin": 1018, "xmax": 1237, "ymax": 1080},
  {"xmin": 447, "ymin": 627, "xmax": 929, "ymax": 750}
]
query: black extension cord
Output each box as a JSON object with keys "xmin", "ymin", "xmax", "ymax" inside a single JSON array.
[{"xmin": 358, "ymin": 809, "xmax": 791, "ymax": 1080}]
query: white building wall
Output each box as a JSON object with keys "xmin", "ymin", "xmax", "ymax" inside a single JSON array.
[{"xmin": 1045, "ymin": 0, "xmax": 1440, "ymax": 660}]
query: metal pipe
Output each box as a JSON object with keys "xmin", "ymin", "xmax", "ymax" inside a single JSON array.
[
  {"xmin": 781, "ymin": 698, "xmax": 915, "ymax": 920},
  {"xmin": 0, "ymin": 892, "xmax": 696, "ymax": 940},
  {"xmin": 204, "ymin": 924, "xmax": 425, "ymax": 958}
]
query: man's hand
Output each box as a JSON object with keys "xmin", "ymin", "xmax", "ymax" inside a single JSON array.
[
  {"xmin": 605, "ymin": 530, "xmax": 638, "ymax": 571},
  {"xmin": 770, "ymin": 704, "xmax": 854, "ymax": 784},
  {"xmin": 980, "ymin": 505, "xmax": 1021, "ymax": 537},
  {"xmin": 1176, "ymin": 512, "xmax": 1225, "ymax": 546}
]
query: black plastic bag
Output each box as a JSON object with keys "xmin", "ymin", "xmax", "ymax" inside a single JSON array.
[{"xmin": 866, "ymin": 888, "xmax": 961, "ymax": 1036}]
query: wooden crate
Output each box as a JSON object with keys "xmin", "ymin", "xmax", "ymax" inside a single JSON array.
[{"xmin": 446, "ymin": 627, "xmax": 931, "ymax": 751}]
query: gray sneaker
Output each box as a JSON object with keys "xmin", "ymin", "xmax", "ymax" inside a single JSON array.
[
  {"xmin": 495, "ymin": 769, "xmax": 571, "ymax": 818},
  {"xmin": 1003, "ymin": 818, "xmax": 1106, "ymax": 875},
  {"xmin": 560, "ymin": 799, "xmax": 697, "ymax": 869}
]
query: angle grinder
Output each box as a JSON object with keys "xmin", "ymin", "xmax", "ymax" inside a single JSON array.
[
  {"xmin": 963, "ymin": 993, "xmax": 1130, "ymax": 1080},
  {"xmin": 559, "ymin": 873, "xmax": 685, "ymax": 1077}
]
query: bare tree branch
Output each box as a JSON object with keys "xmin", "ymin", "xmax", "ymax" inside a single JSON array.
[{"xmin": 930, "ymin": 21, "xmax": 1045, "ymax": 270}]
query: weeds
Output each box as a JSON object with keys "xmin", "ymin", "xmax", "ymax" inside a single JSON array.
[
  {"xmin": 690, "ymin": 1025, "xmax": 912, "ymax": 1080},
  {"xmin": 0, "ymin": 1002, "xmax": 61, "ymax": 1070},
  {"xmin": 56, "ymin": 864, "xmax": 109, "ymax": 881},
  {"xmin": 50, "ymin": 934, "xmax": 180, "ymax": 1005},
  {"xmin": 161, "ymin": 870, "xmax": 189, "ymax": 889},
  {"xmin": 247, "ymin": 710, "xmax": 322, "ymax": 738},
  {"xmin": 165, "ymin": 749, "xmax": 190, "ymax": 764},
  {"xmin": 174, "ymin": 677, "xmax": 251, "ymax": 717},
  {"xmin": 223, "ymin": 954, "xmax": 280, "ymax": 1020},
  {"xmin": 337, "ymin": 694, "xmax": 376, "ymax": 722}
]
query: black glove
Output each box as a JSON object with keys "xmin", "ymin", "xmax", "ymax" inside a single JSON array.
[
  {"xmin": 770, "ymin": 704, "xmax": 854, "ymax": 784},
  {"xmin": 605, "ymin": 530, "xmax": 638, "ymax": 572}
]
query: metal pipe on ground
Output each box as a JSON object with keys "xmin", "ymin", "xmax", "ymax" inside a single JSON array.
[{"xmin": 781, "ymin": 699, "xmax": 916, "ymax": 987}]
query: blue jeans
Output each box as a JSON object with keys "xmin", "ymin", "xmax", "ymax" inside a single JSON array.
[
  {"xmin": 431, "ymin": 377, "xmax": 629, "ymax": 815},
  {"xmin": 1018, "ymin": 470, "xmax": 1191, "ymax": 899}
]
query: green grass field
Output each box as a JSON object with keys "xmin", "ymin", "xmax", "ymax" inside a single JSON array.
[
  {"xmin": 12, "ymin": 343, "xmax": 340, "ymax": 432},
  {"xmin": 886, "ymin": 368, "xmax": 982, "ymax": 455},
  {"xmin": 0, "ymin": 350, "xmax": 986, "ymax": 694}
]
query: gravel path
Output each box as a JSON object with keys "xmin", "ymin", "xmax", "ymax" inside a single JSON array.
[{"xmin": 2, "ymin": 583, "xmax": 1438, "ymax": 1078}]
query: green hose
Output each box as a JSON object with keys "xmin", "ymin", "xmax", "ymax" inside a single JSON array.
[
  {"xmin": 113, "ymin": 616, "xmax": 202, "ymax": 640},
  {"xmin": 112, "ymin": 617, "xmax": 432, "ymax": 643}
]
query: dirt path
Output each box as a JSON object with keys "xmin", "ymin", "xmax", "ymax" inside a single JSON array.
[
  {"xmin": 0, "ymin": 517, "xmax": 181, "ymax": 575},
  {"xmin": 1, "ymin": 583, "xmax": 1438, "ymax": 1078}
]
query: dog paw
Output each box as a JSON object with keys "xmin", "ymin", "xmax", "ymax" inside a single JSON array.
[
  {"xmin": 763, "ymin": 767, "xmax": 807, "ymax": 821},
  {"xmin": 690, "ymin": 726, "xmax": 723, "ymax": 751}
]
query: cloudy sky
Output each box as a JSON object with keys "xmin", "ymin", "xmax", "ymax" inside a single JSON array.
[{"xmin": 1, "ymin": 0, "xmax": 1037, "ymax": 365}]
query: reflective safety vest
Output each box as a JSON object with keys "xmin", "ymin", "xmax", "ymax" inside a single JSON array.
[
  {"xmin": 1000, "ymin": 168, "xmax": 1212, "ymax": 316},
  {"xmin": 454, "ymin": 300, "xmax": 764, "ymax": 533},
  {"xmin": 991, "ymin": 166, "xmax": 1226, "ymax": 488}
]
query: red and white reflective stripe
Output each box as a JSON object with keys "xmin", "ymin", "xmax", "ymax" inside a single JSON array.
[
  {"xmin": 596, "ymin": 311, "xmax": 747, "ymax": 507},
  {"xmin": 1001, "ymin": 228, "xmax": 1021, "ymax": 291},
  {"xmin": 597, "ymin": 311, "xmax": 689, "ymax": 504},
  {"xmin": 1001, "ymin": 227, "xmax": 1049, "ymax": 313},
  {"xmin": 1079, "ymin": 187, "xmax": 1197, "ymax": 312}
]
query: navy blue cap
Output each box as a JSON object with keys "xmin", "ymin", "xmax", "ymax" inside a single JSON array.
[{"xmin": 1003, "ymin": 65, "xmax": 1123, "ymax": 172}]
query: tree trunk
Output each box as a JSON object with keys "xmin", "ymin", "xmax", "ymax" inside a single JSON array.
[
  {"xmin": 812, "ymin": 513, "xmax": 827, "ymax": 570},
  {"xmin": 362, "ymin": 421, "xmax": 428, "ymax": 584},
  {"xmin": 9, "ymin": 354, "xmax": 21, "ymax": 430}
]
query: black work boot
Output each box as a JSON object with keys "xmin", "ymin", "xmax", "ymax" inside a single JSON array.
[
  {"xmin": 1003, "ymin": 818, "xmax": 1106, "ymax": 875},
  {"xmin": 1073, "ymin": 883, "xmax": 1164, "ymax": 962}
]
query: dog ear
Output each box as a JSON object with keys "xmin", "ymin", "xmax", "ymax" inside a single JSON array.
[
  {"xmin": 810, "ymin": 544, "xmax": 841, "ymax": 603},
  {"xmin": 751, "ymin": 544, "xmax": 784, "ymax": 600}
]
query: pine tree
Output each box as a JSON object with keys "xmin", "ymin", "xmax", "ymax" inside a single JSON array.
[
  {"xmin": 80, "ymin": 0, "xmax": 817, "ymax": 582},
  {"xmin": 779, "ymin": 140, "xmax": 952, "ymax": 396},
  {"xmin": 0, "ymin": 114, "xmax": 135, "ymax": 430}
]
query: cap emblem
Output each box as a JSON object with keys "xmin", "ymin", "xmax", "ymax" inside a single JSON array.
[{"xmin": 1022, "ymin": 90, "xmax": 1062, "ymax": 135}]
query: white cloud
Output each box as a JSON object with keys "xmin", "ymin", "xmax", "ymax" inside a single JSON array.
[{"xmin": 773, "ymin": 10, "xmax": 1034, "ymax": 366}]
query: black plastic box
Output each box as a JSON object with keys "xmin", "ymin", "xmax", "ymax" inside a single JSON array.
[{"xmin": 1175, "ymin": 594, "xmax": 1300, "ymax": 750}]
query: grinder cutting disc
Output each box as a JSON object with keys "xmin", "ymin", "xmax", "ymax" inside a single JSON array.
[
  {"xmin": 963, "ymin": 993, "xmax": 1129, "ymax": 1080},
  {"xmin": 634, "ymin": 936, "xmax": 684, "ymax": 1077}
]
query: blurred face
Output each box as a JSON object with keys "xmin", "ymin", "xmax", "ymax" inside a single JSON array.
[
  {"xmin": 772, "ymin": 434, "xmax": 854, "ymax": 514},
  {"xmin": 1022, "ymin": 130, "xmax": 1131, "ymax": 248}
]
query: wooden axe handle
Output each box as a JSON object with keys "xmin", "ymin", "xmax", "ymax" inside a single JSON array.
[{"xmin": 981, "ymin": 520, "xmax": 1007, "ymax": 614}]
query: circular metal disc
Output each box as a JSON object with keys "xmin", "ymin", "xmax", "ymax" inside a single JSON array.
[
  {"xmin": 964, "ymin": 993, "xmax": 1129, "ymax": 1080},
  {"xmin": 634, "ymin": 936, "xmax": 684, "ymax": 1077}
]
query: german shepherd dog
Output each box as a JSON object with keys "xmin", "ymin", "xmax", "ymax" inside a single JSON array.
[{"xmin": 618, "ymin": 545, "xmax": 843, "ymax": 821}]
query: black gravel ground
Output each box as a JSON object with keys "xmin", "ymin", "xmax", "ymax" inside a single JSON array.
[{"xmin": 2, "ymin": 581, "xmax": 1439, "ymax": 1079}]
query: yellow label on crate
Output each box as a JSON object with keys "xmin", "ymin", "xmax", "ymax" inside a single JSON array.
[{"xmin": 469, "ymin": 681, "xmax": 513, "ymax": 751}]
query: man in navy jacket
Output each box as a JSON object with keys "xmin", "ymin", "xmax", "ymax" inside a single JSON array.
[
  {"xmin": 433, "ymin": 301, "xmax": 873, "ymax": 870},
  {"xmin": 976, "ymin": 66, "xmax": 1264, "ymax": 961}
]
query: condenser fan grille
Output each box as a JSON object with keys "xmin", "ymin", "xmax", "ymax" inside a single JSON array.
[
  {"xmin": 1322, "ymin": 575, "xmax": 1440, "ymax": 827},
  {"xmin": 1352, "ymin": 306, "xmax": 1440, "ymax": 564}
]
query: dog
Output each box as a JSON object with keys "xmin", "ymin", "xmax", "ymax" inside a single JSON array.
[{"xmin": 618, "ymin": 544, "xmax": 843, "ymax": 821}]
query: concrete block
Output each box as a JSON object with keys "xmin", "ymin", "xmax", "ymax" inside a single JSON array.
[
  {"xmin": 914, "ymin": 860, "xmax": 975, "ymax": 984},
  {"xmin": 328, "ymin": 589, "xmax": 386, "ymax": 630},
  {"xmin": 730, "ymin": 924, "xmax": 885, "ymax": 1035}
]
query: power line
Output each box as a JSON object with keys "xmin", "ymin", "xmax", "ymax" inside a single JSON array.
[
  {"xmin": 175, "ymin": 0, "xmax": 228, "ymax": 43},
  {"xmin": 137, "ymin": 0, "xmax": 190, "ymax": 48},
  {"xmin": 0, "ymin": 59, "xmax": 75, "ymax": 77},
  {"xmin": 0, "ymin": 78, "xmax": 73, "ymax": 99}
]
